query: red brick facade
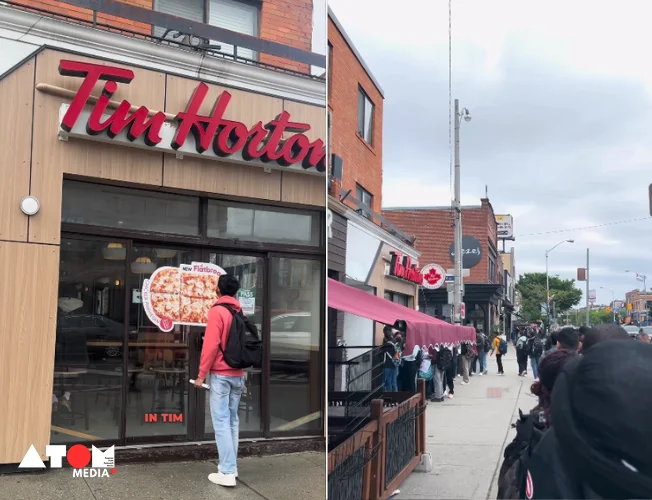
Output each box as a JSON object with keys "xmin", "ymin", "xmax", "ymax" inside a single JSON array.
[
  {"xmin": 383, "ymin": 199, "xmax": 499, "ymax": 283},
  {"xmin": 328, "ymin": 14, "xmax": 384, "ymax": 213},
  {"xmin": 13, "ymin": 0, "xmax": 313, "ymax": 74}
]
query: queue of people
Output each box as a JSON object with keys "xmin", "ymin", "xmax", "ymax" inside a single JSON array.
[{"xmin": 497, "ymin": 324, "xmax": 652, "ymax": 499}]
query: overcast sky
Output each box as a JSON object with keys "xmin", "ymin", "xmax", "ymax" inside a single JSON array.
[{"xmin": 328, "ymin": 0, "xmax": 652, "ymax": 307}]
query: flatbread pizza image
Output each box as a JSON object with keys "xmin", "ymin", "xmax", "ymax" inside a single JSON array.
[
  {"xmin": 149, "ymin": 267, "xmax": 181, "ymax": 295},
  {"xmin": 150, "ymin": 293, "xmax": 180, "ymax": 322},
  {"xmin": 180, "ymin": 296, "xmax": 213, "ymax": 324},
  {"xmin": 181, "ymin": 272, "xmax": 218, "ymax": 300}
]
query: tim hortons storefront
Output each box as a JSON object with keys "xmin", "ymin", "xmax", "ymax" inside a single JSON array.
[{"xmin": 0, "ymin": 49, "xmax": 325, "ymax": 466}]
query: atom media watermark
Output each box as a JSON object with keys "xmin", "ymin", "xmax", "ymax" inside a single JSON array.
[{"xmin": 19, "ymin": 444, "xmax": 116, "ymax": 478}]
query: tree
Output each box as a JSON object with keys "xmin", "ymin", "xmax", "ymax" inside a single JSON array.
[
  {"xmin": 516, "ymin": 273, "xmax": 583, "ymax": 323},
  {"xmin": 590, "ymin": 309, "xmax": 613, "ymax": 325}
]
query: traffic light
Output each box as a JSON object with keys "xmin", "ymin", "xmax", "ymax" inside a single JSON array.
[
  {"xmin": 627, "ymin": 303, "xmax": 633, "ymax": 311},
  {"xmin": 606, "ymin": 306, "xmax": 611, "ymax": 313}
]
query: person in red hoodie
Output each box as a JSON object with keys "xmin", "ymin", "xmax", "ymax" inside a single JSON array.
[{"xmin": 193, "ymin": 274, "xmax": 244, "ymax": 488}]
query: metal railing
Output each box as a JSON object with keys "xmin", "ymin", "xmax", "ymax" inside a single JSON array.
[{"xmin": 4, "ymin": 0, "xmax": 326, "ymax": 77}]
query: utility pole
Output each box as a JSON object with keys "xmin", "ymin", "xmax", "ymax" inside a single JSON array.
[
  {"xmin": 586, "ymin": 248, "xmax": 590, "ymax": 326},
  {"xmin": 452, "ymin": 99, "xmax": 469, "ymax": 324}
]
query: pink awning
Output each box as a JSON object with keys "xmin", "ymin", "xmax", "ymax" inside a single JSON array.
[{"xmin": 328, "ymin": 278, "xmax": 475, "ymax": 350}]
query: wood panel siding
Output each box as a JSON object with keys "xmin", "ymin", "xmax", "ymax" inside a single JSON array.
[
  {"xmin": 0, "ymin": 59, "xmax": 35, "ymax": 242},
  {"xmin": 0, "ymin": 242, "xmax": 60, "ymax": 463}
]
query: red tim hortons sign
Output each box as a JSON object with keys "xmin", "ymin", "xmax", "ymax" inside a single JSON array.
[
  {"xmin": 389, "ymin": 252, "xmax": 423, "ymax": 285},
  {"xmin": 57, "ymin": 60, "xmax": 325, "ymax": 175}
]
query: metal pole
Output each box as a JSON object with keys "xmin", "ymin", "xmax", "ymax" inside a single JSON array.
[
  {"xmin": 453, "ymin": 99, "xmax": 463, "ymax": 324},
  {"xmin": 545, "ymin": 250, "xmax": 550, "ymax": 323},
  {"xmin": 644, "ymin": 276, "xmax": 648, "ymax": 326},
  {"xmin": 586, "ymin": 248, "xmax": 590, "ymax": 326}
]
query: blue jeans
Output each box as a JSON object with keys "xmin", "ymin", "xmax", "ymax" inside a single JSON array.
[
  {"xmin": 209, "ymin": 374, "xmax": 244, "ymax": 474},
  {"xmin": 531, "ymin": 357, "xmax": 540, "ymax": 380},
  {"xmin": 478, "ymin": 351, "xmax": 487, "ymax": 373},
  {"xmin": 384, "ymin": 366, "xmax": 398, "ymax": 392}
]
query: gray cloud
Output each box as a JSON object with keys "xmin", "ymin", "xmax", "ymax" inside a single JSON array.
[{"xmin": 330, "ymin": 4, "xmax": 652, "ymax": 305}]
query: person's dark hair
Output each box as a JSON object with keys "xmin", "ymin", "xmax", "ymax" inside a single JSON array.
[
  {"xmin": 217, "ymin": 274, "xmax": 240, "ymax": 297},
  {"xmin": 581, "ymin": 324, "xmax": 629, "ymax": 353},
  {"xmin": 550, "ymin": 331, "xmax": 558, "ymax": 345},
  {"xmin": 383, "ymin": 325, "xmax": 394, "ymax": 340},
  {"xmin": 530, "ymin": 349, "xmax": 578, "ymax": 427},
  {"xmin": 556, "ymin": 327, "xmax": 579, "ymax": 350}
]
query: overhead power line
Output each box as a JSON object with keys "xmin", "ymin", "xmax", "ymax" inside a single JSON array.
[{"xmin": 518, "ymin": 216, "xmax": 652, "ymax": 237}]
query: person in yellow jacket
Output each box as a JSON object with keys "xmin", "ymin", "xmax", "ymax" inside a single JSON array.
[{"xmin": 490, "ymin": 333, "xmax": 506, "ymax": 375}]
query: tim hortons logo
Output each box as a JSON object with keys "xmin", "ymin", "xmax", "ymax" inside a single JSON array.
[
  {"xmin": 389, "ymin": 252, "xmax": 424, "ymax": 285},
  {"xmin": 57, "ymin": 60, "xmax": 326, "ymax": 172}
]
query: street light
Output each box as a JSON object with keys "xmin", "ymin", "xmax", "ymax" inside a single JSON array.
[{"xmin": 545, "ymin": 239, "xmax": 574, "ymax": 323}]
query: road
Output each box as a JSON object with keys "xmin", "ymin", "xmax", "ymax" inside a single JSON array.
[{"xmin": 396, "ymin": 352, "xmax": 534, "ymax": 500}]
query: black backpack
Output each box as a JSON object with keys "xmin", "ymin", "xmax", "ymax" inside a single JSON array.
[
  {"xmin": 215, "ymin": 304, "xmax": 262, "ymax": 369},
  {"xmin": 437, "ymin": 347, "xmax": 453, "ymax": 371},
  {"xmin": 497, "ymin": 409, "xmax": 546, "ymax": 499},
  {"xmin": 524, "ymin": 338, "xmax": 534, "ymax": 357},
  {"xmin": 532, "ymin": 338, "xmax": 544, "ymax": 358}
]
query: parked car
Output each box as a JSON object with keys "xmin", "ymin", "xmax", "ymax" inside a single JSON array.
[
  {"xmin": 623, "ymin": 325, "xmax": 640, "ymax": 338},
  {"xmin": 57, "ymin": 314, "xmax": 126, "ymax": 361}
]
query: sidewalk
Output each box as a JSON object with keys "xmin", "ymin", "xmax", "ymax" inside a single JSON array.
[
  {"xmin": 0, "ymin": 452, "xmax": 325, "ymax": 500},
  {"xmin": 396, "ymin": 352, "xmax": 537, "ymax": 500}
]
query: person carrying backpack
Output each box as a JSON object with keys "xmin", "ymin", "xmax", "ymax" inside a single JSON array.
[
  {"xmin": 476, "ymin": 330, "xmax": 489, "ymax": 375},
  {"xmin": 460, "ymin": 342, "xmax": 474, "ymax": 384},
  {"xmin": 491, "ymin": 333, "xmax": 507, "ymax": 375},
  {"xmin": 529, "ymin": 331, "xmax": 545, "ymax": 381},
  {"xmin": 497, "ymin": 349, "xmax": 578, "ymax": 499},
  {"xmin": 195, "ymin": 274, "xmax": 261, "ymax": 488}
]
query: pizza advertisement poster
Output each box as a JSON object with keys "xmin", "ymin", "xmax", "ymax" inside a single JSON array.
[{"xmin": 142, "ymin": 262, "xmax": 226, "ymax": 332}]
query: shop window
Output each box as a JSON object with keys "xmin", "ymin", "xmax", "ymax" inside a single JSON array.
[
  {"xmin": 52, "ymin": 238, "xmax": 127, "ymax": 444},
  {"xmin": 62, "ymin": 181, "xmax": 200, "ymax": 236},
  {"xmin": 269, "ymin": 258, "xmax": 323, "ymax": 432},
  {"xmin": 207, "ymin": 200, "xmax": 321, "ymax": 246},
  {"xmin": 357, "ymin": 86, "xmax": 374, "ymax": 144},
  {"xmin": 384, "ymin": 291, "xmax": 410, "ymax": 307},
  {"xmin": 489, "ymin": 258, "xmax": 496, "ymax": 284}
]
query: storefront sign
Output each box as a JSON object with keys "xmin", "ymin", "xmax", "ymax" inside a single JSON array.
[
  {"xmin": 389, "ymin": 252, "xmax": 423, "ymax": 285},
  {"xmin": 142, "ymin": 262, "xmax": 226, "ymax": 332},
  {"xmin": 448, "ymin": 235, "xmax": 483, "ymax": 269},
  {"xmin": 496, "ymin": 214, "xmax": 515, "ymax": 240},
  {"xmin": 57, "ymin": 60, "xmax": 326, "ymax": 175},
  {"xmin": 420, "ymin": 263, "xmax": 446, "ymax": 290}
]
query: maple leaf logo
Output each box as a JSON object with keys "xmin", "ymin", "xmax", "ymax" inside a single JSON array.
[{"xmin": 425, "ymin": 267, "xmax": 442, "ymax": 286}]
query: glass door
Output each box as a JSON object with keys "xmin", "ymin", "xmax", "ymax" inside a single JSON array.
[
  {"xmin": 124, "ymin": 245, "xmax": 202, "ymax": 442},
  {"xmin": 195, "ymin": 251, "xmax": 266, "ymax": 439}
]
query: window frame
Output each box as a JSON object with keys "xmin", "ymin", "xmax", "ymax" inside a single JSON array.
[
  {"xmin": 356, "ymin": 183, "xmax": 373, "ymax": 217},
  {"xmin": 357, "ymin": 86, "xmax": 375, "ymax": 145}
]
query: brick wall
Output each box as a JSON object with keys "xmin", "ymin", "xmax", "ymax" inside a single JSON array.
[
  {"xmin": 13, "ymin": 0, "xmax": 314, "ymax": 74},
  {"xmin": 259, "ymin": 0, "xmax": 312, "ymax": 74},
  {"xmin": 383, "ymin": 200, "xmax": 498, "ymax": 284},
  {"xmin": 328, "ymin": 15, "xmax": 383, "ymax": 213}
]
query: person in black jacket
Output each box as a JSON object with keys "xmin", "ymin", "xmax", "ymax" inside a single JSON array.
[
  {"xmin": 526, "ymin": 340, "xmax": 652, "ymax": 499},
  {"xmin": 382, "ymin": 326, "xmax": 399, "ymax": 392}
]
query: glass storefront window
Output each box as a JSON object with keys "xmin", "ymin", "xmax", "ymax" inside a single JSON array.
[
  {"xmin": 52, "ymin": 238, "xmax": 127, "ymax": 443},
  {"xmin": 207, "ymin": 200, "xmax": 321, "ymax": 246},
  {"xmin": 384, "ymin": 290, "xmax": 410, "ymax": 307},
  {"xmin": 269, "ymin": 258, "xmax": 323, "ymax": 432},
  {"xmin": 62, "ymin": 181, "xmax": 200, "ymax": 236},
  {"xmin": 204, "ymin": 253, "xmax": 265, "ymax": 435}
]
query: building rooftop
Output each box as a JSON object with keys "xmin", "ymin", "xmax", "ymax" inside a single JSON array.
[{"xmin": 328, "ymin": 6, "xmax": 384, "ymax": 97}]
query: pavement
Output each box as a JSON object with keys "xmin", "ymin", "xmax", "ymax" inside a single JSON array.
[
  {"xmin": 395, "ymin": 352, "xmax": 538, "ymax": 500},
  {"xmin": 0, "ymin": 452, "xmax": 325, "ymax": 500}
]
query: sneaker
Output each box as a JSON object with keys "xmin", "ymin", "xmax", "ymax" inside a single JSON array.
[
  {"xmin": 447, "ymin": 393, "xmax": 454, "ymax": 399},
  {"xmin": 209, "ymin": 472, "xmax": 236, "ymax": 487},
  {"xmin": 478, "ymin": 372, "xmax": 483, "ymax": 376},
  {"xmin": 461, "ymin": 381, "xmax": 469, "ymax": 385},
  {"xmin": 483, "ymin": 370, "xmax": 488, "ymax": 375}
]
